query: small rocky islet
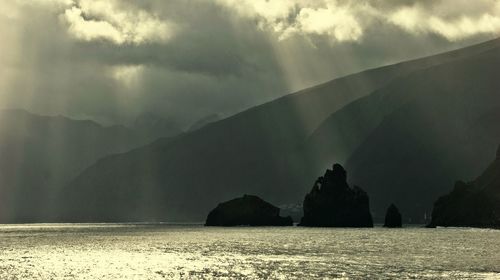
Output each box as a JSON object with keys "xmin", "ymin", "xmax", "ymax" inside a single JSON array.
[
  {"xmin": 299, "ymin": 164, "xmax": 373, "ymax": 227},
  {"xmin": 384, "ymin": 204, "xmax": 402, "ymax": 228},
  {"xmin": 205, "ymin": 195, "xmax": 293, "ymax": 226}
]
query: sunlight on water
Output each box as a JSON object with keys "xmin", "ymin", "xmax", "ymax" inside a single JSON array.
[{"xmin": 0, "ymin": 224, "xmax": 499, "ymax": 279}]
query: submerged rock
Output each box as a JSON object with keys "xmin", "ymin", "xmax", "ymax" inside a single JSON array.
[
  {"xmin": 299, "ymin": 164, "xmax": 373, "ymax": 227},
  {"xmin": 384, "ymin": 204, "xmax": 402, "ymax": 228},
  {"xmin": 428, "ymin": 145, "xmax": 500, "ymax": 228},
  {"xmin": 205, "ymin": 195, "xmax": 293, "ymax": 226}
]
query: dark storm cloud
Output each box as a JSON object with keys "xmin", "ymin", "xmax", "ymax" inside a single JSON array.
[{"xmin": 0, "ymin": 0, "xmax": 499, "ymax": 127}]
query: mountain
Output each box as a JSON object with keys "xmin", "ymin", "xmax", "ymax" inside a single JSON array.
[
  {"xmin": 429, "ymin": 145, "xmax": 500, "ymax": 228},
  {"xmin": 60, "ymin": 38, "xmax": 500, "ymax": 222},
  {"xmin": 0, "ymin": 110, "xmax": 154, "ymax": 222},
  {"xmin": 188, "ymin": 114, "xmax": 222, "ymax": 132},
  {"xmin": 133, "ymin": 112, "xmax": 183, "ymax": 139},
  {"xmin": 309, "ymin": 45, "xmax": 500, "ymax": 222}
]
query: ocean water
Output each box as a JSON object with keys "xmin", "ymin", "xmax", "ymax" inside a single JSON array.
[{"xmin": 0, "ymin": 224, "xmax": 498, "ymax": 279}]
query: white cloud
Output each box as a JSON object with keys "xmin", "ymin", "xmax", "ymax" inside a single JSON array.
[
  {"xmin": 216, "ymin": 0, "xmax": 500, "ymax": 43},
  {"xmin": 389, "ymin": 2, "xmax": 500, "ymax": 41},
  {"xmin": 1, "ymin": 0, "xmax": 175, "ymax": 45},
  {"xmin": 62, "ymin": 0, "xmax": 175, "ymax": 45},
  {"xmin": 63, "ymin": 7, "xmax": 125, "ymax": 44},
  {"xmin": 216, "ymin": 0, "xmax": 368, "ymax": 43},
  {"xmin": 6, "ymin": 0, "xmax": 500, "ymax": 45},
  {"xmin": 286, "ymin": 3, "xmax": 364, "ymax": 42}
]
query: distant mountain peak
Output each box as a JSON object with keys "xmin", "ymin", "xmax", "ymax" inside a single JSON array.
[
  {"xmin": 133, "ymin": 112, "xmax": 182, "ymax": 138},
  {"xmin": 188, "ymin": 114, "xmax": 222, "ymax": 132}
]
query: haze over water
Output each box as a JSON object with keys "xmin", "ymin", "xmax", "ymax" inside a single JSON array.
[{"xmin": 0, "ymin": 224, "xmax": 498, "ymax": 279}]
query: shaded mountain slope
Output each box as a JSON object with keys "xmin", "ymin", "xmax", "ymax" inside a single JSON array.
[
  {"xmin": 0, "ymin": 110, "xmax": 155, "ymax": 222},
  {"xmin": 61, "ymin": 38, "xmax": 500, "ymax": 222},
  {"xmin": 341, "ymin": 48, "xmax": 500, "ymax": 222},
  {"xmin": 307, "ymin": 38, "xmax": 500, "ymax": 170}
]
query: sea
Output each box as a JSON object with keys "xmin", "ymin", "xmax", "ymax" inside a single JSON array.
[{"xmin": 0, "ymin": 224, "xmax": 498, "ymax": 279}]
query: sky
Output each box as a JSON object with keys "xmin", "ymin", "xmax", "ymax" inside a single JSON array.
[{"xmin": 0, "ymin": 0, "xmax": 499, "ymax": 127}]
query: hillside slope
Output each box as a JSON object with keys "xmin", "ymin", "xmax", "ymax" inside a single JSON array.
[
  {"xmin": 308, "ymin": 46, "xmax": 500, "ymax": 222},
  {"xmin": 0, "ymin": 110, "xmax": 155, "ymax": 222}
]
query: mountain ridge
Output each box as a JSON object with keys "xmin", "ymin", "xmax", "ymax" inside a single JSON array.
[
  {"xmin": 0, "ymin": 109, "xmax": 172, "ymax": 222},
  {"xmin": 60, "ymin": 37, "xmax": 500, "ymax": 222}
]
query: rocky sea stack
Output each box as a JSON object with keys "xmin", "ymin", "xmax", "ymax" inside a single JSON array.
[
  {"xmin": 429, "ymin": 145, "xmax": 500, "ymax": 228},
  {"xmin": 299, "ymin": 164, "xmax": 373, "ymax": 227},
  {"xmin": 205, "ymin": 195, "xmax": 293, "ymax": 226},
  {"xmin": 384, "ymin": 204, "xmax": 402, "ymax": 228}
]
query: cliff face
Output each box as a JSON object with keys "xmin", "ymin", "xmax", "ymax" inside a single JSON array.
[
  {"xmin": 205, "ymin": 195, "xmax": 293, "ymax": 226},
  {"xmin": 429, "ymin": 145, "xmax": 500, "ymax": 228},
  {"xmin": 299, "ymin": 164, "xmax": 373, "ymax": 227}
]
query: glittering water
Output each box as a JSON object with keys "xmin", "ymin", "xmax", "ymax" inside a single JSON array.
[{"xmin": 0, "ymin": 224, "xmax": 499, "ymax": 279}]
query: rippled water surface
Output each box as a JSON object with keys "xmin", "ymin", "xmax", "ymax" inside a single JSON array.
[{"xmin": 0, "ymin": 224, "xmax": 499, "ymax": 279}]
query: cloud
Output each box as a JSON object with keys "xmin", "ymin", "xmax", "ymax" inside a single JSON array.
[
  {"xmin": 389, "ymin": 2, "xmax": 500, "ymax": 41},
  {"xmin": 216, "ymin": 0, "xmax": 500, "ymax": 43},
  {"xmin": 286, "ymin": 3, "xmax": 364, "ymax": 42},
  {"xmin": 216, "ymin": 0, "xmax": 367, "ymax": 43},
  {"xmin": 63, "ymin": 7, "xmax": 125, "ymax": 43},
  {"xmin": 62, "ymin": 0, "xmax": 175, "ymax": 45},
  {"xmin": 1, "ymin": 0, "xmax": 499, "ymax": 128}
]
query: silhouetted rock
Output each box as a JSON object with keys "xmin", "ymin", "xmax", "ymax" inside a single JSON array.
[
  {"xmin": 428, "ymin": 145, "xmax": 500, "ymax": 228},
  {"xmin": 205, "ymin": 195, "xmax": 293, "ymax": 226},
  {"xmin": 384, "ymin": 204, "xmax": 402, "ymax": 228},
  {"xmin": 299, "ymin": 164, "xmax": 373, "ymax": 227}
]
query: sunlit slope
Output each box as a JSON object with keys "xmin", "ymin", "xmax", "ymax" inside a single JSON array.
[
  {"xmin": 61, "ymin": 38, "xmax": 500, "ymax": 222},
  {"xmin": 312, "ymin": 47, "xmax": 500, "ymax": 222},
  {"xmin": 0, "ymin": 110, "xmax": 150, "ymax": 222}
]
